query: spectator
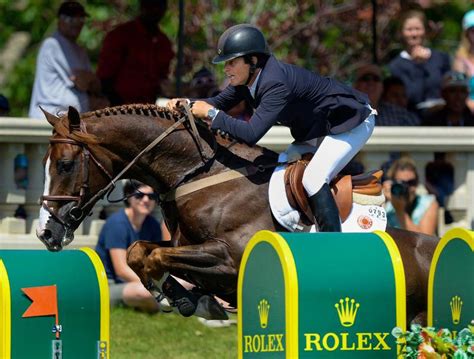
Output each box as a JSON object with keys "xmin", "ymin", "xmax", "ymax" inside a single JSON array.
[
  {"xmin": 0, "ymin": 94, "xmax": 10, "ymax": 115},
  {"xmin": 422, "ymin": 71, "xmax": 474, "ymax": 126},
  {"xmin": 353, "ymin": 64, "xmax": 420, "ymax": 126},
  {"xmin": 388, "ymin": 9, "xmax": 451, "ymax": 115},
  {"xmin": 187, "ymin": 67, "xmax": 220, "ymax": 99},
  {"xmin": 382, "ymin": 76, "xmax": 410, "ymax": 109},
  {"xmin": 453, "ymin": 9, "xmax": 474, "ymax": 113},
  {"xmin": 29, "ymin": 1, "xmax": 104, "ymax": 119},
  {"xmin": 384, "ymin": 157, "xmax": 439, "ymax": 235},
  {"xmin": 95, "ymin": 180, "xmax": 170, "ymax": 313},
  {"xmin": 425, "ymin": 152, "xmax": 455, "ymax": 225},
  {"xmin": 97, "ymin": 0, "xmax": 174, "ymax": 105}
]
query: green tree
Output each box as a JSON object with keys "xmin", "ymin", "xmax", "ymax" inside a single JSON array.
[{"xmin": 0, "ymin": 0, "xmax": 470, "ymax": 117}]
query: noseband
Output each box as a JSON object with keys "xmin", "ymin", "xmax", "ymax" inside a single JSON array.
[
  {"xmin": 40, "ymin": 107, "xmax": 215, "ymax": 230},
  {"xmin": 40, "ymin": 137, "xmax": 114, "ymax": 228}
]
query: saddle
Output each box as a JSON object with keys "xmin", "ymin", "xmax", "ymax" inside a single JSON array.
[{"xmin": 284, "ymin": 154, "xmax": 383, "ymax": 226}]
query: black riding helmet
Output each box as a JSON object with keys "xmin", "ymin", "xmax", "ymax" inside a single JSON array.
[{"xmin": 212, "ymin": 24, "xmax": 271, "ymax": 64}]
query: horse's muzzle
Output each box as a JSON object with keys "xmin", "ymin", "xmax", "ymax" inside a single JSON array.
[{"xmin": 36, "ymin": 219, "xmax": 74, "ymax": 252}]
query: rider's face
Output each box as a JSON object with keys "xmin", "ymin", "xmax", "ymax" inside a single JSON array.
[{"xmin": 224, "ymin": 57, "xmax": 250, "ymax": 86}]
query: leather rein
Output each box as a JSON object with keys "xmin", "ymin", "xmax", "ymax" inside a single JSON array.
[{"xmin": 40, "ymin": 104, "xmax": 215, "ymax": 229}]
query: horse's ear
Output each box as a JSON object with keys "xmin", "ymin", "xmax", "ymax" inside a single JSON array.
[
  {"xmin": 40, "ymin": 106, "xmax": 59, "ymax": 127},
  {"xmin": 68, "ymin": 106, "xmax": 81, "ymax": 132}
]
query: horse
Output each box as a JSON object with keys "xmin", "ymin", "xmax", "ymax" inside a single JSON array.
[{"xmin": 36, "ymin": 104, "xmax": 437, "ymax": 324}]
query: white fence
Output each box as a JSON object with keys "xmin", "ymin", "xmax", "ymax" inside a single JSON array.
[{"xmin": 0, "ymin": 117, "xmax": 473, "ymax": 249}]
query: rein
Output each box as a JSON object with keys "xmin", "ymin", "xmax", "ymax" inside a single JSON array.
[{"xmin": 41, "ymin": 107, "xmax": 215, "ymax": 228}]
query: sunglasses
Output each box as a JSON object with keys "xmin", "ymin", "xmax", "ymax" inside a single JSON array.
[
  {"xmin": 395, "ymin": 179, "xmax": 418, "ymax": 187},
  {"xmin": 358, "ymin": 74, "xmax": 382, "ymax": 82},
  {"xmin": 133, "ymin": 192, "xmax": 159, "ymax": 201}
]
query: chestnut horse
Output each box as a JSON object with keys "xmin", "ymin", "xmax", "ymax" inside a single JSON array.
[{"xmin": 37, "ymin": 104, "xmax": 437, "ymax": 323}]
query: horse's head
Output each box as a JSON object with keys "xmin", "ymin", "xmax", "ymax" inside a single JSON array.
[{"xmin": 37, "ymin": 106, "xmax": 111, "ymax": 251}]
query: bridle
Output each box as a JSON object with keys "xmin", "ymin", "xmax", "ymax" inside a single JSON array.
[{"xmin": 40, "ymin": 104, "xmax": 216, "ymax": 231}]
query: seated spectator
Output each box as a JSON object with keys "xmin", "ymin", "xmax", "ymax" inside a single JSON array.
[
  {"xmin": 0, "ymin": 94, "xmax": 10, "ymax": 115},
  {"xmin": 388, "ymin": 9, "xmax": 450, "ymax": 115},
  {"xmin": 353, "ymin": 64, "xmax": 420, "ymax": 126},
  {"xmin": 384, "ymin": 157, "xmax": 439, "ymax": 235},
  {"xmin": 97, "ymin": 0, "xmax": 174, "ymax": 105},
  {"xmin": 187, "ymin": 67, "xmax": 220, "ymax": 99},
  {"xmin": 382, "ymin": 76, "xmax": 410, "ymax": 109},
  {"xmin": 95, "ymin": 180, "xmax": 170, "ymax": 313},
  {"xmin": 29, "ymin": 1, "xmax": 104, "ymax": 119},
  {"xmin": 453, "ymin": 9, "xmax": 474, "ymax": 113},
  {"xmin": 422, "ymin": 71, "xmax": 474, "ymax": 126}
]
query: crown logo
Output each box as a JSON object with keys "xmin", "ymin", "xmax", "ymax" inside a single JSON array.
[
  {"xmin": 258, "ymin": 299, "xmax": 270, "ymax": 329},
  {"xmin": 335, "ymin": 297, "xmax": 360, "ymax": 327},
  {"xmin": 450, "ymin": 296, "xmax": 463, "ymax": 325}
]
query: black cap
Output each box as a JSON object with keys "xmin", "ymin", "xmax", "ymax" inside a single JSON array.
[
  {"xmin": 213, "ymin": 24, "xmax": 271, "ymax": 64},
  {"xmin": 58, "ymin": 1, "xmax": 88, "ymax": 17}
]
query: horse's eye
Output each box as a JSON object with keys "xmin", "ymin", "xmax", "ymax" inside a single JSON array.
[{"xmin": 57, "ymin": 160, "xmax": 75, "ymax": 174}]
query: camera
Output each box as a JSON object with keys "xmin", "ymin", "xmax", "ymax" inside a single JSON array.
[{"xmin": 390, "ymin": 181, "xmax": 409, "ymax": 197}]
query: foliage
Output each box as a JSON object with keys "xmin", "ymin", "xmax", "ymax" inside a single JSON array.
[
  {"xmin": 0, "ymin": 0, "xmax": 471, "ymax": 116},
  {"xmin": 110, "ymin": 306, "xmax": 236, "ymax": 359},
  {"xmin": 392, "ymin": 322, "xmax": 474, "ymax": 359}
]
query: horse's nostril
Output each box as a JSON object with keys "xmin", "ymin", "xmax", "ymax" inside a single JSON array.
[{"xmin": 43, "ymin": 229, "xmax": 52, "ymax": 240}]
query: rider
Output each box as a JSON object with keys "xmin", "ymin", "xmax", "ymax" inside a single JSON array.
[{"xmin": 167, "ymin": 24, "xmax": 376, "ymax": 232}]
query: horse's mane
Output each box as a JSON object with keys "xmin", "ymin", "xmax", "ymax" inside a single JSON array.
[
  {"xmin": 83, "ymin": 103, "xmax": 181, "ymax": 121},
  {"xmin": 54, "ymin": 104, "xmax": 184, "ymax": 146},
  {"xmin": 54, "ymin": 103, "xmax": 276, "ymax": 164}
]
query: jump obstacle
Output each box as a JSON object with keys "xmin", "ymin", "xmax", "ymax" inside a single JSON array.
[
  {"xmin": 238, "ymin": 228, "xmax": 473, "ymax": 358},
  {"xmin": 0, "ymin": 248, "xmax": 109, "ymax": 359}
]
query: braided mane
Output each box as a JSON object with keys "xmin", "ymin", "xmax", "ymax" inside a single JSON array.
[{"xmin": 82, "ymin": 103, "xmax": 182, "ymax": 121}]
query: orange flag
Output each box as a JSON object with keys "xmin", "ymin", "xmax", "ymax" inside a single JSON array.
[{"xmin": 22, "ymin": 285, "xmax": 58, "ymax": 318}]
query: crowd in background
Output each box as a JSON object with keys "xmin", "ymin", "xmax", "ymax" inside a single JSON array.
[{"xmin": 1, "ymin": 0, "xmax": 473, "ymax": 317}]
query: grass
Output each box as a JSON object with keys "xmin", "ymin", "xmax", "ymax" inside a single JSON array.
[{"xmin": 110, "ymin": 307, "xmax": 237, "ymax": 359}]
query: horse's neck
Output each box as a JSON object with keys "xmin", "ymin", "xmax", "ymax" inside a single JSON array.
[{"xmin": 88, "ymin": 114, "xmax": 212, "ymax": 189}]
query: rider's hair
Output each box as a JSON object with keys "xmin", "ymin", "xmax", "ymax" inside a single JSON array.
[
  {"xmin": 242, "ymin": 53, "xmax": 269, "ymax": 69},
  {"xmin": 123, "ymin": 180, "xmax": 145, "ymax": 207}
]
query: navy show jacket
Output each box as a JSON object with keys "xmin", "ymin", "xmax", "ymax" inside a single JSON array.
[{"xmin": 208, "ymin": 56, "xmax": 371, "ymax": 145}]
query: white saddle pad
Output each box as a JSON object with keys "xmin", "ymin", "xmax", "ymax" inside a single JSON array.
[{"xmin": 268, "ymin": 153, "xmax": 387, "ymax": 233}]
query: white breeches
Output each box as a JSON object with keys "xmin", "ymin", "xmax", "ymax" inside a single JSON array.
[{"xmin": 301, "ymin": 108, "xmax": 376, "ymax": 197}]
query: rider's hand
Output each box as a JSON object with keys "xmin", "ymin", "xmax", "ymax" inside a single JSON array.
[
  {"xmin": 166, "ymin": 98, "xmax": 189, "ymax": 111},
  {"xmin": 191, "ymin": 100, "xmax": 213, "ymax": 119}
]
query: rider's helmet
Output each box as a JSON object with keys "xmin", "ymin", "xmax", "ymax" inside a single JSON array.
[{"xmin": 212, "ymin": 24, "xmax": 271, "ymax": 64}]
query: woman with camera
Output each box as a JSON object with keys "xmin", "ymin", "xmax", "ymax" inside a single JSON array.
[{"xmin": 383, "ymin": 157, "xmax": 439, "ymax": 235}]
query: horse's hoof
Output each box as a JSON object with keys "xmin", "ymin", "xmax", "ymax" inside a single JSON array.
[
  {"xmin": 195, "ymin": 295, "xmax": 229, "ymax": 320},
  {"xmin": 174, "ymin": 298, "xmax": 196, "ymax": 317}
]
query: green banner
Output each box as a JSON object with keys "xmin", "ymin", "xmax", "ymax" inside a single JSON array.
[
  {"xmin": 0, "ymin": 249, "xmax": 109, "ymax": 359},
  {"xmin": 238, "ymin": 230, "xmax": 406, "ymax": 358},
  {"xmin": 428, "ymin": 228, "xmax": 474, "ymax": 332}
]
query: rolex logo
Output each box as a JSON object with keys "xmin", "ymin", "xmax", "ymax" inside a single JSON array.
[
  {"xmin": 258, "ymin": 299, "xmax": 270, "ymax": 328},
  {"xmin": 335, "ymin": 297, "xmax": 360, "ymax": 327},
  {"xmin": 450, "ymin": 296, "xmax": 463, "ymax": 325}
]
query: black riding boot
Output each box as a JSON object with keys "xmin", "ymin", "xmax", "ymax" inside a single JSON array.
[{"xmin": 308, "ymin": 183, "xmax": 341, "ymax": 232}]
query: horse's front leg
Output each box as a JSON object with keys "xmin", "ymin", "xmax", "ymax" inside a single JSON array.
[
  {"xmin": 142, "ymin": 240, "xmax": 237, "ymax": 319},
  {"xmin": 126, "ymin": 240, "xmax": 161, "ymax": 288}
]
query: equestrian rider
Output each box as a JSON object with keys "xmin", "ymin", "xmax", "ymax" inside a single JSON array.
[{"xmin": 167, "ymin": 24, "xmax": 376, "ymax": 232}]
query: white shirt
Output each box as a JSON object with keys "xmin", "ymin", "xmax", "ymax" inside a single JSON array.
[{"xmin": 29, "ymin": 31, "xmax": 91, "ymax": 119}]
